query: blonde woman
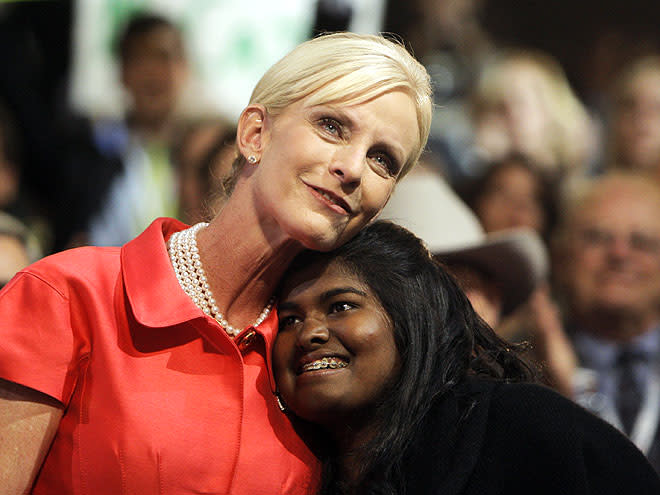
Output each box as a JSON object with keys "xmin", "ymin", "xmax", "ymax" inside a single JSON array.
[
  {"xmin": 471, "ymin": 49, "xmax": 596, "ymax": 178},
  {"xmin": 0, "ymin": 33, "xmax": 432, "ymax": 494},
  {"xmin": 606, "ymin": 56, "xmax": 660, "ymax": 177}
]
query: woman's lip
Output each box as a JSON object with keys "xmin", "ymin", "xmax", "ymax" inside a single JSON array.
[{"xmin": 305, "ymin": 183, "xmax": 352, "ymax": 215}]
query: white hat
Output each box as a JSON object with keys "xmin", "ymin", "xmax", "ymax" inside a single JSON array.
[{"xmin": 379, "ymin": 169, "xmax": 548, "ymax": 314}]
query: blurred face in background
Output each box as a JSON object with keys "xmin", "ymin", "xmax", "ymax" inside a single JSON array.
[
  {"xmin": 559, "ymin": 179, "xmax": 660, "ymax": 333},
  {"xmin": 473, "ymin": 62, "xmax": 553, "ymax": 167},
  {"xmin": 177, "ymin": 123, "xmax": 236, "ymax": 223},
  {"xmin": 472, "ymin": 159, "xmax": 546, "ymax": 235},
  {"xmin": 0, "ymin": 234, "xmax": 29, "ymax": 289},
  {"xmin": 614, "ymin": 67, "xmax": 660, "ymax": 172},
  {"xmin": 445, "ymin": 263, "xmax": 503, "ymax": 329},
  {"xmin": 121, "ymin": 26, "xmax": 188, "ymax": 125},
  {"xmin": 0, "ymin": 132, "xmax": 19, "ymax": 209}
]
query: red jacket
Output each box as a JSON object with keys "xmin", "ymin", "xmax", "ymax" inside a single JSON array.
[{"xmin": 0, "ymin": 218, "xmax": 320, "ymax": 494}]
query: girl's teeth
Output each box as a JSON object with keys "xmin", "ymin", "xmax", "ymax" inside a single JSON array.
[{"xmin": 302, "ymin": 357, "xmax": 347, "ymax": 372}]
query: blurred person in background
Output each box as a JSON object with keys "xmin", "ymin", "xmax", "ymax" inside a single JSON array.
[
  {"xmin": 0, "ymin": 103, "xmax": 21, "ymax": 215},
  {"xmin": 384, "ymin": 0, "xmax": 495, "ymax": 181},
  {"xmin": 470, "ymin": 49, "xmax": 597, "ymax": 179},
  {"xmin": 0, "ymin": 100, "xmax": 51, "ymax": 253},
  {"xmin": 457, "ymin": 153, "xmax": 560, "ymax": 244},
  {"xmin": 77, "ymin": 11, "xmax": 189, "ymax": 247},
  {"xmin": 455, "ymin": 154, "xmax": 570, "ymax": 378},
  {"xmin": 379, "ymin": 164, "xmax": 576, "ymax": 391},
  {"xmin": 174, "ymin": 119, "xmax": 237, "ymax": 225},
  {"xmin": 0, "ymin": 212, "xmax": 40, "ymax": 289},
  {"xmin": 539, "ymin": 172, "xmax": 660, "ymax": 473},
  {"xmin": 605, "ymin": 56, "xmax": 660, "ymax": 179},
  {"xmin": 380, "ymin": 165, "xmax": 547, "ymax": 332}
]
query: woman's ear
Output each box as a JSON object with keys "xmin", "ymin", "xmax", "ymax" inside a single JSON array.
[{"xmin": 236, "ymin": 104, "xmax": 267, "ymax": 162}]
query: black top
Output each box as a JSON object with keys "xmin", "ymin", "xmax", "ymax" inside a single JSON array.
[{"xmin": 402, "ymin": 378, "xmax": 660, "ymax": 494}]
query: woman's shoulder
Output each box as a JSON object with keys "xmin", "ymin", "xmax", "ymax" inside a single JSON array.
[{"xmin": 8, "ymin": 246, "xmax": 121, "ymax": 298}]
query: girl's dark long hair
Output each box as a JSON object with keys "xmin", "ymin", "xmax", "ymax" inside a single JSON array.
[{"xmin": 283, "ymin": 220, "xmax": 535, "ymax": 495}]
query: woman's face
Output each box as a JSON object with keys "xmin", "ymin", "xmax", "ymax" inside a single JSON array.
[
  {"xmin": 251, "ymin": 90, "xmax": 419, "ymax": 252},
  {"xmin": 475, "ymin": 63, "xmax": 552, "ymax": 165},
  {"xmin": 615, "ymin": 69, "xmax": 660, "ymax": 171},
  {"xmin": 273, "ymin": 259, "xmax": 400, "ymax": 430},
  {"xmin": 474, "ymin": 162, "xmax": 545, "ymax": 234}
]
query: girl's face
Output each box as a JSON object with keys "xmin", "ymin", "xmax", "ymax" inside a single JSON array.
[
  {"xmin": 273, "ymin": 259, "xmax": 400, "ymax": 431},
  {"xmin": 251, "ymin": 90, "xmax": 419, "ymax": 252}
]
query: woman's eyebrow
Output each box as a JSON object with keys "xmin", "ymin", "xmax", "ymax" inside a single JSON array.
[{"xmin": 308, "ymin": 104, "xmax": 356, "ymax": 128}]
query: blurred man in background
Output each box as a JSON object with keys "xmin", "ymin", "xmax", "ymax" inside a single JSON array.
[
  {"xmin": 546, "ymin": 172, "xmax": 660, "ymax": 473},
  {"xmin": 76, "ymin": 12, "xmax": 188, "ymax": 247}
]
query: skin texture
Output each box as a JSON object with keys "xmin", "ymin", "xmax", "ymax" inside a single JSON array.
[
  {"xmin": 0, "ymin": 379, "xmax": 63, "ymax": 495},
  {"xmin": 274, "ymin": 260, "xmax": 399, "ymax": 451}
]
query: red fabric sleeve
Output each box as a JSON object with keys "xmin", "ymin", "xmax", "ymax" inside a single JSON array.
[{"xmin": 0, "ymin": 272, "xmax": 84, "ymax": 404}]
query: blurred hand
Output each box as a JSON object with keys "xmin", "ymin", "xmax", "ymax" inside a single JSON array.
[{"xmin": 526, "ymin": 285, "xmax": 578, "ymax": 398}]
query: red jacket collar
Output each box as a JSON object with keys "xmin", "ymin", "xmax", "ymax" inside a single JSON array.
[
  {"xmin": 121, "ymin": 217, "xmax": 200, "ymax": 328},
  {"xmin": 120, "ymin": 217, "xmax": 280, "ymax": 392}
]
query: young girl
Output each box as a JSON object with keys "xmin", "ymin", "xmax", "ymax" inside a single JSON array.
[{"xmin": 273, "ymin": 220, "xmax": 660, "ymax": 495}]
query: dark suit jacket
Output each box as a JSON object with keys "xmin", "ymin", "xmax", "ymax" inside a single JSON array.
[{"xmin": 401, "ymin": 379, "xmax": 660, "ymax": 494}]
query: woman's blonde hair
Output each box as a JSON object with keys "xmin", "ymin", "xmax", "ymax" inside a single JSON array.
[
  {"xmin": 224, "ymin": 32, "xmax": 432, "ymax": 195},
  {"xmin": 471, "ymin": 49, "xmax": 592, "ymax": 176}
]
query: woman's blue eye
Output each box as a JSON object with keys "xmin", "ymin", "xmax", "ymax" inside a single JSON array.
[
  {"xmin": 375, "ymin": 154, "xmax": 391, "ymax": 168},
  {"xmin": 320, "ymin": 118, "xmax": 341, "ymax": 136},
  {"xmin": 370, "ymin": 152, "xmax": 399, "ymax": 177}
]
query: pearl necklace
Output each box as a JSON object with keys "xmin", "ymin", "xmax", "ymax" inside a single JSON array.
[{"xmin": 167, "ymin": 222, "xmax": 274, "ymax": 337}]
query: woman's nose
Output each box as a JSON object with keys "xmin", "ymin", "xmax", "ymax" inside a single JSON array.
[
  {"xmin": 330, "ymin": 148, "xmax": 365, "ymax": 186},
  {"xmin": 296, "ymin": 319, "xmax": 330, "ymax": 350}
]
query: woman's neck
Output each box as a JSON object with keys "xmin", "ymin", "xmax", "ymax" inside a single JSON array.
[{"xmin": 195, "ymin": 190, "xmax": 303, "ymax": 329}]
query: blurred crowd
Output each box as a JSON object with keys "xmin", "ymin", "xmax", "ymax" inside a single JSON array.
[{"xmin": 3, "ymin": 0, "xmax": 660, "ymax": 475}]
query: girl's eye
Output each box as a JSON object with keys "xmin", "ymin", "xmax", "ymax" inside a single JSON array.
[
  {"xmin": 279, "ymin": 315, "xmax": 301, "ymax": 330},
  {"xmin": 329, "ymin": 301, "xmax": 354, "ymax": 313}
]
